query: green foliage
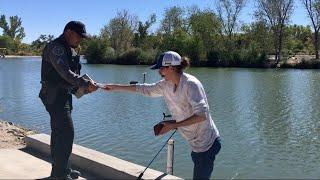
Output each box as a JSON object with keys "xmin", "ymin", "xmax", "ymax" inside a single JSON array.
[
  {"xmin": 133, "ymin": 14, "xmax": 156, "ymax": 48},
  {"xmin": 0, "ymin": 15, "xmax": 25, "ymax": 41},
  {"xmin": 118, "ymin": 48, "xmax": 142, "ymax": 65},
  {"xmin": 101, "ymin": 10, "xmax": 137, "ymax": 54},
  {"xmin": 85, "ymin": 38, "xmax": 114, "ymax": 64},
  {"xmin": 160, "ymin": 6, "xmax": 187, "ymax": 35},
  {"xmin": 30, "ymin": 35, "xmax": 54, "ymax": 55},
  {"xmin": 138, "ymin": 48, "xmax": 158, "ymax": 64},
  {"xmin": 216, "ymin": 0, "xmax": 246, "ymax": 38},
  {"xmin": 1, "ymin": 7, "xmax": 317, "ymax": 68},
  {"xmin": 159, "ymin": 29, "xmax": 189, "ymax": 54},
  {"xmin": 241, "ymin": 21, "xmax": 273, "ymax": 55},
  {"xmin": 0, "ymin": 14, "xmax": 26, "ymax": 54},
  {"xmin": 189, "ymin": 9, "xmax": 220, "ymax": 47},
  {"xmin": 283, "ymin": 25, "xmax": 313, "ymax": 55},
  {"xmin": 187, "ymin": 8, "xmax": 222, "ymax": 65},
  {"xmin": 184, "ymin": 37, "xmax": 205, "ymax": 65},
  {"xmin": 207, "ymin": 50, "xmax": 221, "ymax": 66},
  {"xmin": 0, "ymin": 35, "xmax": 14, "ymax": 50},
  {"xmin": 115, "ymin": 48, "xmax": 159, "ymax": 65},
  {"xmin": 238, "ymin": 46, "xmax": 268, "ymax": 67},
  {"xmin": 206, "ymin": 39, "xmax": 267, "ymax": 67},
  {"xmin": 141, "ymin": 35, "xmax": 160, "ymax": 50},
  {"xmin": 16, "ymin": 43, "xmax": 33, "ymax": 56}
]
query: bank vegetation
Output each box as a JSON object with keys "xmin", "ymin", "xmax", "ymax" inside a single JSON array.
[{"xmin": 1, "ymin": 0, "xmax": 320, "ymax": 68}]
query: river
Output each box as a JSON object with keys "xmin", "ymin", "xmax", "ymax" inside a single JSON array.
[{"xmin": 0, "ymin": 57, "xmax": 319, "ymax": 179}]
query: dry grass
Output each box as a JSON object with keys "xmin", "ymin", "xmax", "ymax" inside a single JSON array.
[{"xmin": 0, "ymin": 120, "xmax": 35, "ymax": 149}]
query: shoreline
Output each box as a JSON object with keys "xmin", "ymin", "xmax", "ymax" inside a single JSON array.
[
  {"xmin": 3, "ymin": 55, "xmax": 41, "ymax": 58},
  {"xmin": 2, "ymin": 55, "xmax": 320, "ymax": 69},
  {"xmin": 0, "ymin": 120, "xmax": 36, "ymax": 149}
]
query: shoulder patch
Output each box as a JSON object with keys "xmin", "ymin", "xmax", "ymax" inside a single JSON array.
[{"xmin": 52, "ymin": 46, "xmax": 65, "ymax": 56}]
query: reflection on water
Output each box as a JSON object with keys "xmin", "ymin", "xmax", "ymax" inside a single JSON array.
[{"xmin": 1, "ymin": 58, "xmax": 320, "ymax": 178}]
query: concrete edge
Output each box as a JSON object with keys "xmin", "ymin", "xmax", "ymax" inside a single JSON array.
[{"xmin": 24, "ymin": 133, "xmax": 182, "ymax": 180}]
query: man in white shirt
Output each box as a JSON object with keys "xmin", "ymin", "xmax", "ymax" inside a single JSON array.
[{"xmin": 104, "ymin": 51, "xmax": 221, "ymax": 179}]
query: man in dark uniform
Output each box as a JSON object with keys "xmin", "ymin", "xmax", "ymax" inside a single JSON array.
[{"xmin": 39, "ymin": 21, "xmax": 98, "ymax": 179}]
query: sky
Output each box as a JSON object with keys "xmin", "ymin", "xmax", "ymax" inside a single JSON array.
[{"xmin": 0, "ymin": 0, "xmax": 308, "ymax": 44}]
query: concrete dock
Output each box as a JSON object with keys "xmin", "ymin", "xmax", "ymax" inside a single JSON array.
[
  {"xmin": 0, "ymin": 149, "xmax": 52, "ymax": 179},
  {"xmin": 0, "ymin": 133, "xmax": 181, "ymax": 179}
]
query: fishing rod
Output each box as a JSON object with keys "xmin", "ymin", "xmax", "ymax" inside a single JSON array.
[
  {"xmin": 137, "ymin": 129, "xmax": 176, "ymax": 180},
  {"xmin": 137, "ymin": 113, "xmax": 176, "ymax": 180}
]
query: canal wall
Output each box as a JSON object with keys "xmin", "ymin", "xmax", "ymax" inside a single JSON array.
[{"xmin": 25, "ymin": 133, "xmax": 181, "ymax": 179}]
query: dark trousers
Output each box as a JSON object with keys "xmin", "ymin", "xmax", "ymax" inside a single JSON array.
[
  {"xmin": 45, "ymin": 95, "xmax": 74, "ymax": 177},
  {"xmin": 191, "ymin": 137, "xmax": 221, "ymax": 180}
]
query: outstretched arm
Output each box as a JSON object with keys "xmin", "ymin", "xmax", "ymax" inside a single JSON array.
[
  {"xmin": 104, "ymin": 81, "xmax": 164, "ymax": 97},
  {"xmin": 104, "ymin": 84, "xmax": 137, "ymax": 93}
]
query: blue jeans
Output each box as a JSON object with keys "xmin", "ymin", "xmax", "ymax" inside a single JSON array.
[{"xmin": 191, "ymin": 137, "xmax": 221, "ymax": 180}]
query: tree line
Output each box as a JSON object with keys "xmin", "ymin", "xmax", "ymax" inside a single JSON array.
[{"xmin": 1, "ymin": 0, "xmax": 320, "ymax": 68}]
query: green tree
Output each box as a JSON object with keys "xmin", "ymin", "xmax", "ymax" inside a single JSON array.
[
  {"xmin": 31, "ymin": 34, "xmax": 54, "ymax": 54},
  {"xmin": 100, "ymin": 10, "xmax": 138, "ymax": 54},
  {"xmin": 158, "ymin": 6, "xmax": 189, "ymax": 56},
  {"xmin": 188, "ymin": 8, "xmax": 221, "ymax": 61},
  {"xmin": 0, "ymin": 15, "xmax": 25, "ymax": 41},
  {"xmin": 241, "ymin": 21, "xmax": 272, "ymax": 55},
  {"xmin": 159, "ymin": 29, "xmax": 189, "ymax": 57},
  {"xmin": 85, "ymin": 37, "xmax": 115, "ymax": 64},
  {"xmin": 133, "ymin": 14, "xmax": 156, "ymax": 48},
  {"xmin": 256, "ymin": 0, "xmax": 294, "ymax": 66},
  {"xmin": 160, "ymin": 6, "xmax": 187, "ymax": 35},
  {"xmin": 216, "ymin": 0, "xmax": 246, "ymax": 39},
  {"xmin": 0, "ymin": 35, "xmax": 14, "ymax": 49},
  {"xmin": 302, "ymin": 0, "xmax": 320, "ymax": 59},
  {"xmin": 284, "ymin": 25, "xmax": 313, "ymax": 55}
]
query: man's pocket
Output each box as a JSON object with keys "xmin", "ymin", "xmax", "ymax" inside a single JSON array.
[{"xmin": 39, "ymin": 84, "xmax": 58, "ymax": 106}]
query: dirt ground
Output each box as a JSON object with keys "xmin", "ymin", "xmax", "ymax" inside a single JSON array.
[{"xmin": 0, "ymin": 120, "xmax": 35, "ymax": 149}]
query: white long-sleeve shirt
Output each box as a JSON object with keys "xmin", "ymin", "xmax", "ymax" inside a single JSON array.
[{"xmin": 136, "ymin": 73, "xmax": 220, "ymax": 152}]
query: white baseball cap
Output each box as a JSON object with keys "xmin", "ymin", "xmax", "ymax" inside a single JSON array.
[{"xmin": 150, "ymin": 51, "xmax": 182, "ymax": 69}]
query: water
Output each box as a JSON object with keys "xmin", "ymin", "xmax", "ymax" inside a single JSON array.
[{"xmin": 1, "ymin": 57, "xmax": 320, "ymax": 179}]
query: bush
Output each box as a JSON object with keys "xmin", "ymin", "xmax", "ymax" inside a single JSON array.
[
  {"xmin": 117, "ymin": 48, "xmax": 142, "ymax": 65},
  {"xmin": 0, "ymin": 36, "xmax": 14, "ymax": 52},
  {"xmin": 85, "ymin": 38, "xmax": 110, "ymax": 64},
  {"xmin": 207, "ymin": 50, "xmax": 221, "ymax": 66},
  {"xmin": 184, "ymin": 38, "xmax": 206, "ymax": 66},
  {"xmin": 102, "ymin": 47, "xmax": 116, "ymax": 63},
  {"xmin": 138, "ymin": 49, "xmax": 158, "ymax": 65}
]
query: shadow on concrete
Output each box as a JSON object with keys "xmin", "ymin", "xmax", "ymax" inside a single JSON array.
[
  {"xmin": 20, "ymin": 147, "xmax": 101, "ymax": 179},
  {"xmin": 155, "ymin": 173, "xmax": 169, "ymax": 180}
]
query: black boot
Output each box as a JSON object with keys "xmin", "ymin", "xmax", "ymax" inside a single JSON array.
[
  {"xmin": 67, "ymin": 169, "xmax": 81, "ymax": 179},
  {"xmin": 43, "ymin": 174, "xmax": 73, "ymax": 180}
]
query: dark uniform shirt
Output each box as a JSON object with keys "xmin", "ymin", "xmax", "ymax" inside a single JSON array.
[{"xmin": 39, "ymin": 35, "xmax": 89, "ymax": 105}]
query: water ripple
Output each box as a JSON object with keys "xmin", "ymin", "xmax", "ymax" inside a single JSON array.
[{"xmin": 1, "ymin": 60, "xmax": 320, "ymax": 178}]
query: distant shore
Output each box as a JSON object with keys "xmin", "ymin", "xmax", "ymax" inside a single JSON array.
[
  {"xmin": 3, "ymin": 55, "xmax": 41, "ymax": 58},
  {"xmin": 0, "ymin": 120, "xmax": 36, "ymax": 149},
  {"xmin": 1, "ymin": 54, "xmax": 320, "ymax": 69}
]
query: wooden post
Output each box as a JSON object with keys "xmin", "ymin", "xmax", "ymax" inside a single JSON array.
[
  {"xmin": 166, "ymin": 139, "xmax": 174, "ymax": 175},
  {"xmin": 143, "ymin": 73, "xmax": 146, "ymax": 83},
  {"xmin": 0, "ymin": 48, "xmax": 6, "ymax": 58}
]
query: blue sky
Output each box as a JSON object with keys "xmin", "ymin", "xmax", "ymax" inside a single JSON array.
[{"xmin": 0, "ymin": 0, "xmax": 308, "ymax": 44}]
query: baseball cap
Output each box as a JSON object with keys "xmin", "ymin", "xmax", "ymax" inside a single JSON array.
[
  {"xmin": 150, "ymin": 51, "xmax": 182, "ymax": 70},
  {"xmin": 64, "ymin": 21, "xmax": 89, "ymax": 38}
]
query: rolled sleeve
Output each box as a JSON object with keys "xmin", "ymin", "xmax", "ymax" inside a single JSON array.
[
  {"xmin": 187, "ymin": 81, "xmax": 208, "ymax": 117},
  {"xmin": 45, "ymin": 43, "xmax": 89, "ymax": 88},
  {"xmin": 136, "ymin": 81, "xmax": 164, "ymax": 97}
]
